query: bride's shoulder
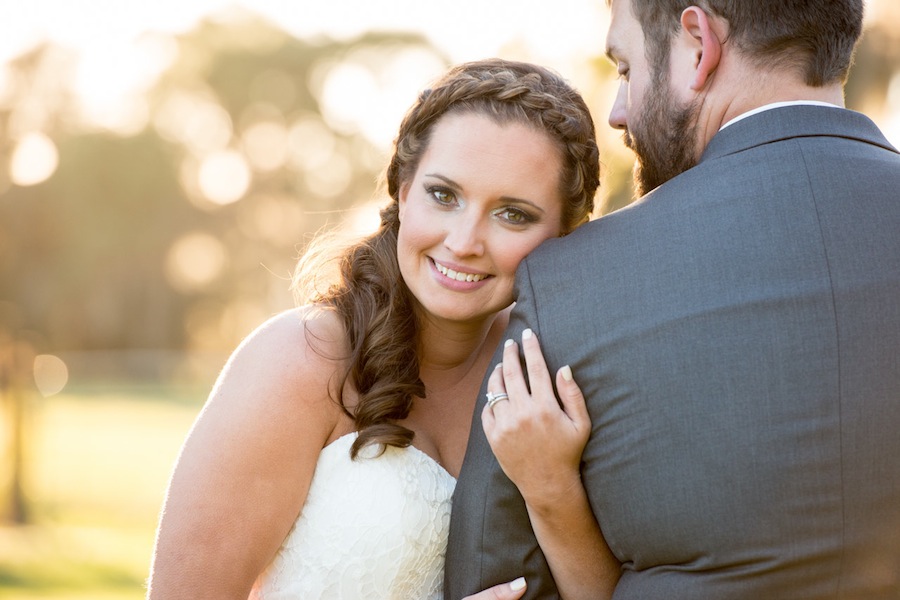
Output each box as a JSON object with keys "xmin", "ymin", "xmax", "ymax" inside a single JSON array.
[
  {"xmin": 238, "ymin": 305, "xmax": 346, "ymax": 359},
  {"xmin": 217, "ymin": 305, "xmax": 349, "ymax": 410}
]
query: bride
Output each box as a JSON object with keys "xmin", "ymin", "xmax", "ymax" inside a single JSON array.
[{"xmin": 147, "ymin": 59, "xmax": 620, "ymax": 600}]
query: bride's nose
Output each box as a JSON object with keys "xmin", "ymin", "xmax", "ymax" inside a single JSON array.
[{"xmin": 443, "ymin": 212, "xmax": 486, "ymax": 257}]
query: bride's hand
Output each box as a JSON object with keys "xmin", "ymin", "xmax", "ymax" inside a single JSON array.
[
  {"xmin": 482, "ymin": 328, "xmax": 590, "ymax": 508},
  {"xmin": 461, "ymin": 577, "xmax": 527, "ymax": 600}
]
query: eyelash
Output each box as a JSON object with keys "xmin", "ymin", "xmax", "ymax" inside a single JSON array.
[
  {"xmin": 427, "ymin": 186, "xmax": 458, "ymax": 207},
  {"xmin": 493, "ymin": 207, "xmax": 536, "ymax": 225},
  {"xmin": 425, "ymin": 185, "xmax": 537, "ymax": 226}
]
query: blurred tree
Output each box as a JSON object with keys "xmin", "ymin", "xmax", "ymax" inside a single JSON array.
[
  {"xmin": 0, "ymin": 11, "xmax": 447, "ymax": 360},
  {"xmin": 846, "ymin": 21, "xmax": 900, "ymax": 122},
  {"xmin": 0, "ymin": 332, "xmax": 33, "ymax": 524},
  {"xmin": 0, "ymin": 7, "xmax": 896, "ymax": 363},
  {"xmin": 0, "ymin": 10, "xmax": 447, "ymax": 523}
]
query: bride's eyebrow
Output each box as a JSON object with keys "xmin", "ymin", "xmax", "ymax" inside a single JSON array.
[{"xmin": 424, "ymin": 173, "xmax": 463, "ymax": 193}]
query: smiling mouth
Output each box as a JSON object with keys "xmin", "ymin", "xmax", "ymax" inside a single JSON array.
[{"xmin": 432, "ymin": 259, "xmax": 488, "ymax": 282}]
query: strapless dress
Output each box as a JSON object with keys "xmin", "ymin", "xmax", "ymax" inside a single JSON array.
[{"xmin": 255, "ymin": 432, "xmax": 457, "ymax": 599}]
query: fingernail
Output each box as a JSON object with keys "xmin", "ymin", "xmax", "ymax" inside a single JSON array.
[
  {"xmin": 494, "ymin": 363, "xmax": 502, "ymax": 370},
  {"xmin": 504, "ymin": 339, "xmax": 514, "ymax": 347},
  {"xmin": 522, "ymin": 328, "xmax": 533, "ymax": 340},
  {"xmin": 510, "ymin": 577, "xmax": 526, "ymax": 591},
  {"xmin": 561, "ymin": 365, "xmax": 573, "ymax": 381}
]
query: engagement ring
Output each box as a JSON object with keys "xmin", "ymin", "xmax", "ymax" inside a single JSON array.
[{"xmin": 486, "ymin": 391, "xmax": 509, "ymax": 409}]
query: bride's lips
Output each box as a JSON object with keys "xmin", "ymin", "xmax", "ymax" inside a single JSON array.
[{"xmin": 429, "ymin": 258, "xmax": 491, "ymax": 288}]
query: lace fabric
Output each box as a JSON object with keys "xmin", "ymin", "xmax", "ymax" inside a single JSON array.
[{"xmin": 256, "ymin": 432, "xmax": 457, "ymax": 599}]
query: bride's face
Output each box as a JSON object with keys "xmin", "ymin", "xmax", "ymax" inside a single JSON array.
[{"xmin": 397, "ymin": 111, "xmax": 564, "ymax": 326}]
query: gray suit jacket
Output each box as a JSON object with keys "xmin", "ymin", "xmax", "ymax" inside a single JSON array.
[{"xmin": 445, "ymin": 106, "xmax": 900, "ymax": 599}]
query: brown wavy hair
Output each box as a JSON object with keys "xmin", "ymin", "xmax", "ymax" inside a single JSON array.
[{"xmin": 296, "ymin": 58, "xmax": 600, "ymax": 458}]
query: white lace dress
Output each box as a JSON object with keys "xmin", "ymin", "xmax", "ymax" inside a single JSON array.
[{"xmin": 255, "ymin": 432, "xmax": 457, "ymax": 599}]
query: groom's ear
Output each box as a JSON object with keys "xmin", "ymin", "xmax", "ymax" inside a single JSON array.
[{"xmin": 676, "ymin": 6, "xmax": 723, "ymax": 92}]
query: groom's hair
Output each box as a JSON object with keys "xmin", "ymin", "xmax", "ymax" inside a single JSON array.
[{"xmin": 621, "ymin": 0, "xmax": 864, "ymax": 86}]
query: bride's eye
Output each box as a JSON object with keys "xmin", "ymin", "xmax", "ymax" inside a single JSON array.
[
  {"xmin": 494, "ymin": 207, "xmax": 536, "ymax": 225},
  {"xmin": 427, "ymin": 186, "xmax": 457, "ymax": 207}
]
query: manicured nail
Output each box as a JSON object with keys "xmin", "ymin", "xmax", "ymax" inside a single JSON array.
[
  {"xmin": 510, "ymin": 577, "xmax": 526, "ymax": 591},
  {"xmin": 522, "ymin": 328, "xmax": 533, "ymax": 340},
  {"xmin": 561, "ymin": 365, "xmax": 573, "ymax": 381},
  {"xmin": 504, "ymin": 339, "xmax": 514, "ymax": 347},
  {"xmin": 494, "ymin": 363, "xmax": 502, "ymax": 370}
]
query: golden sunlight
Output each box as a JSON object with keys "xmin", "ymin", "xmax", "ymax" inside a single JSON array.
[
  {"xmin": 164, "ymin": 230, "xmax": 228, "ymax": 293},
  {"xmin": 154, "ymin": 91, "xmax": 233, "ymax": 156},
  {"xmin": 197, "ymin": 150, "xmax": 252, "ymax": 205},
  {"xmin": 316, "ymin": 47, "xmax": 445, "ymax": 150},
  {"xmin": 241, "ymin": 121, "xmax": 290, "ymax": 173},
  {"xmin": 287, "ymin": 115, "xmax": 338, "ymax": 173},
  {"xmin": 884, "ymin": 72, "xmax": 900, "ymax": 148},
  {"xmin": 71, "ymin": 35, "xmax": 176, "ymax": 134},
  {"xmin": 9, "ymin": 132, "xmax": 59, "ymax": 187},
  {"xmin": 341, "ymin": 200, "xmax": 384, "ymax": 237}
]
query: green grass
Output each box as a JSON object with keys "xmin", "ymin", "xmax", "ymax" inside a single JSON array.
[{"xmin": 0, "ymin": 388, "xmax": 203, "ymax": 599}]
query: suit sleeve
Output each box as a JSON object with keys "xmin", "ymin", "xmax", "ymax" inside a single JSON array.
[{"xmin": 444, "ymin": 257, "xmax": 560, "ymax": 599}]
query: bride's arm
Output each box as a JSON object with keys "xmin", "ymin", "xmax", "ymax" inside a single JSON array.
[
  {"xmin": 482, "ymin": 329, "xmax": 620, "ymax": 600},
  {"xmin": 147, "ymin": 308, "xmax": 344, "ymax": 599}
]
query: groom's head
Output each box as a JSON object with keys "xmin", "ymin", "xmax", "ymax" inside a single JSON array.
[{"xmin": 605, "ymin": 0, "xmax": 864, "ymax": 196}]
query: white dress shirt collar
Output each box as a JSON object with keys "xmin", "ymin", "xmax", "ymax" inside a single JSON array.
[{"xmin": 720, "ymin": 100, "xmax": 842, "ymax": 131}]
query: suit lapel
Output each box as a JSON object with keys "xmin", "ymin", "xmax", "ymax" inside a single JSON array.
[{"xmin": 700, "ymin": 105, "xmax": 899, "ymax": 165}]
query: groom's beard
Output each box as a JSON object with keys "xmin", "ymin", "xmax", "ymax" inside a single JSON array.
[{"xmin": 625, "ymin": 72, "xmax": 702, "ymax": 197}]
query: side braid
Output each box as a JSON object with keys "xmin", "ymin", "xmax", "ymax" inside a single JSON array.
[
  {"xmin": 298, "ymin": 59, "xmax": 600, "ymax": 458},
  {"xmin": 390, "ymin": 60, "xmax": 599, "ymax": 233}
]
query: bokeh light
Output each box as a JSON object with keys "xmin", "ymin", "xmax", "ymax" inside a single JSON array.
[
  {"xmin": 197, "ymin": 150, "xmax": 252, "ymax": 205},
  {"xmin": 184, "ymin": 297, "xmax": 268, "ymax": 351},
  {"xmin": 165, "ymin": 230, "xmax": 229, "ymax": 293},
  {"xmin": 241, "ymin": 120, "xmax": 289, "ymax": 172},
  {"xmin": 33, "ymin": 354, "xmax": 69, "ymax": 397},
  {"xmin": 316, "ymin": 47, "xmax": 444, "ymax": 150},
  {"xmin": 72, "ymin": 34, "xmax": 177, "ymax": 134},
  {"xmin": 287, "ymin": 115, "xmax": 338, "ymax": 173},
  {"xmin": 154, "ymin": 91, "xmax": 234, "ymax": 155},
  {"xmin": 9, "ymin": 132, "xmax": 59, "ymax": 186},
  {"xmin": 236, "ymin": 194, "xmax": 309, "ymax": 246},
  {"xmin": 302, "ymin": 152, "xmax": 353, "ymax": 199},
  {"xmin": 317, "ymin": 60, "xmax": 377, "ymax": 136},
  {"xmin": 341, "ymin": 200, "xmax": 383, "ymax": 237},
  {"xmin": 1, "ymin": 3, "xmax": 898, "ymax": 599}
]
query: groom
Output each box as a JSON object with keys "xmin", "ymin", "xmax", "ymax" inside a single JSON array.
[{"xmin": 446, "ymin": 0, "xmax": 900, "ymax": 598}]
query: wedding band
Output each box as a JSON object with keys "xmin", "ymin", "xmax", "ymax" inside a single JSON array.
[{"xmin": 486, "ymin": 392, "xmax": 509, "ymax": 408}]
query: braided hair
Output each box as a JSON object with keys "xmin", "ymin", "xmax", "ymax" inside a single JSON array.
[{"xmin": 298, "ymin": 58, "xmax": 600, "ymax": 458}]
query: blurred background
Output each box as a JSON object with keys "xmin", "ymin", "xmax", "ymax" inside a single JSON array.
[{"xmin": 1, "ymin": 1, "xmax": 898, "ymax": 597}]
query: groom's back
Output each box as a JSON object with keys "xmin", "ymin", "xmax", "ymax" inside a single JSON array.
[
  {"xmin": 546, "ymin": 108, "xmax": 900, "ymax": 597},
  {"xmin": 446, "ymin": 106, "xmax": 900, "ymax": 598}
]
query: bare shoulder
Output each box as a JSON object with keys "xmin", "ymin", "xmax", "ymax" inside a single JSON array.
[
  {"xmin": 149, "ymin": 306, "xmax": 351, "ymax": 596},
  {"xmin": 208, "ymin": 305, "xmax": 349, "ymax": 439},
  {"xmin": 225, "ymin": 306, "xmax": 347, "ymax": 378}
]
